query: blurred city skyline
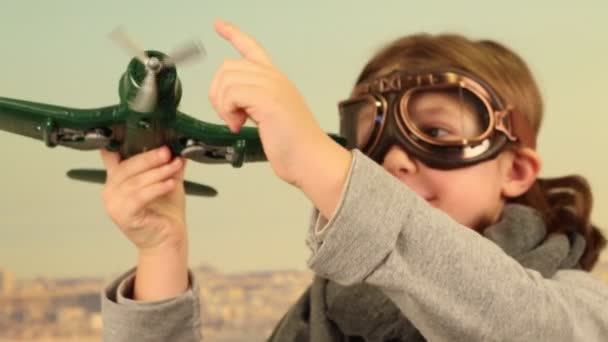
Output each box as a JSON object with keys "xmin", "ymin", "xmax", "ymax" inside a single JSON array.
[
  {"xmin": 0, "ymin": 259, "xmax": 606, "ymax": 341},
  {"xmin": 0, "ymin": 262, "xmax": 315, "ymax": 341}
]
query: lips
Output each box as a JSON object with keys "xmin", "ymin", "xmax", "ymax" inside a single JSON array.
[
  {"xmin": 426, "ymin": 197, "xmax": 439, "ymax": 207},
  {"xmin": 406, "ymin": 185, "xmax": 435, "ymax": 202},
  {"xmin": 414, "ymin": 191, "xmax": 438, "ymax": 205},
  {"xmin": 414, "ymin": 190, "xmax": 438, "ymax": 205}
]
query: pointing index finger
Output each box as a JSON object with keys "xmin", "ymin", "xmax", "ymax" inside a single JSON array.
[{"xmin": 214, "ymin": 19, "xmax": 273, "ymax": 67}]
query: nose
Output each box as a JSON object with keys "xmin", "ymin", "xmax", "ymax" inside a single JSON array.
[{"xmin": 381, "ymin": 145, "xmax": 419, "ymax": 177}]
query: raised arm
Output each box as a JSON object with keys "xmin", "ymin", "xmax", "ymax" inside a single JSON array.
[{"xmin": 305, "ymin": 150, "xmax": 608, "ymax": 341}]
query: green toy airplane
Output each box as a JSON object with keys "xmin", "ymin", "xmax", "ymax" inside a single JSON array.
[{"xmin": 0, "ymin": 29, "xmax": 345, "ymax": 197}]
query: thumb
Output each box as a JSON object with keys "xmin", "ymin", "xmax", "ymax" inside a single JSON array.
[
  {"xmin": 100, "ymin": 149, "xmax": 121, "ymax": 177},
  {"xmin": 175, "ymin": 157, "xmax": 188, "ymax": 181}
]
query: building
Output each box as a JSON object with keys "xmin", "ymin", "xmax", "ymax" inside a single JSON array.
[{"xmin": 0, "ymin": 268, "xmax": 15, "ymax": 295}]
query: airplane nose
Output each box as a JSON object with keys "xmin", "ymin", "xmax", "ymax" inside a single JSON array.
[{"xmin": 146, "ymin": 57, "xmax": 162, "ymax": 72}]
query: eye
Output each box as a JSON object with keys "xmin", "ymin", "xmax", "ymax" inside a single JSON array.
[{"xmin": 422, "ymin": 126, "xmax": 451, "ymax": 138}]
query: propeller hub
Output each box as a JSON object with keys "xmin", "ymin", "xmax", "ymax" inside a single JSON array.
[{"xmin": 146, "ymin": 57, "xmax": 162, "ymax": 72}]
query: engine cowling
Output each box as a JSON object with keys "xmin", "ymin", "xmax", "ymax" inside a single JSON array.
[{"xmin": 118, "ymin": 50, "xmax": 183, "ymax": 113}]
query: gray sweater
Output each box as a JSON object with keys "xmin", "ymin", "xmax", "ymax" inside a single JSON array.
[{"xmin": 102, "ymin": 150, "xmax": 608, "ymax": 341}]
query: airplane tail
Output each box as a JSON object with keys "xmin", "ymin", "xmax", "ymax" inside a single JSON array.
[{"xmin": 66, "ymin": 169, "xmax": 217, "ymax": 197}]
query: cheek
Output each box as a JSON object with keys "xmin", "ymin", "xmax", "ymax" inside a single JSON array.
[{"xmin": 424, "ymin": 167, "xmax": 504, "ymax": 228}]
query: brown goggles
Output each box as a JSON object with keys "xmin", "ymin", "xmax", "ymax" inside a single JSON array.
[{"xmin": 338, "ymin": 69, "xmax": 535, "ymax": 169}]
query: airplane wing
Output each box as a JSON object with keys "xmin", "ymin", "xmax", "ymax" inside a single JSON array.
[
  {"xmin": 0, "ymin": 96, "xmax": 121, "ymax": 150},
  {"xmin": 172, "ymin": 111, "xmax": 347, "ymax": 168},
  {"xmin": 171, "ymin": 111, "xmax": 266, "ymax": 167}
]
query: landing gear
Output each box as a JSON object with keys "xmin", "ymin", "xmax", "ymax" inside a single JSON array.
[{"xmin": 180, "ymin": 138, "xmax": 246, "ymax": 167}]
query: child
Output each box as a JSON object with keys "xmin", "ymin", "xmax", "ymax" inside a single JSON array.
[{"xmin": 100, "ymin": 19, "xmax": 608, "ymax": 341}]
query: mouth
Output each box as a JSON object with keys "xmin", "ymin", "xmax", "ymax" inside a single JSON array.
[
  {"xmin": 425, "ymin": 196, "xmax": 438, "ymax": 206},
  {"xmin": 409, "ymin": 188, "xmax": 436, "ymax": 204},
  {"xmin": 399, "ymin": 180, "xmax": 437, "ymax": 205}
]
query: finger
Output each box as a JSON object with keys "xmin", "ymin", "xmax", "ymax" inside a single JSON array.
[
  {"xmin": 209, "ymin": 58, "xmax": 264, "ymax": 109},
  {"xmin": 100, "ymin": 149, "xmax": 122, "ymax": 177},
  {"xmin": 214, "ymin": 19, "xmax": 273, "ymax": 67},
  {"xmin": 214, "ymin": 70, "xmax": 271, "ymax": 131},
  {"xmin": 122, "ymin": 179, "xmax": 177, "ymax": 220},
  {"xmin": 122, "ymin": 157, "xmax": 183, "ymax": 194},
  {"xmin": 218, "ymin": 84, "xmax": 266, "ymax": 130},
  {"xmin": 109, "ymin": 146, "xmax": 172, "ymax": 187},
  {"xmin": 174, "ymin": 157, "xmax": 188, "ymax": 182},
  {"xmin": 225, "ymin": 109, "xmax": 248, "ymax": 133}
]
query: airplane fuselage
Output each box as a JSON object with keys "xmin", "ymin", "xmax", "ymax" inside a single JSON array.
[{"xmin": 115, "ymin": 50, "xmax": 182, "ymax": 158}]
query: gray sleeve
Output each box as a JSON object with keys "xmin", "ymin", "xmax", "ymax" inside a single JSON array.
[
  {"xmin": 306, "ymin": 150, "xmax": 608, "ymax": 342},
  {"xmin": 101, "ymin": 268, "xmax": 202, "ymax": 342}
]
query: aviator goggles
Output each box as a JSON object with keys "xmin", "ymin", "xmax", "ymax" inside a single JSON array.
[{"xmin": 338, "ymin": 69, "xmax": 535, "ymax": 169}]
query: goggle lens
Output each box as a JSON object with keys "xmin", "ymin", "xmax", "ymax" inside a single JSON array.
[{"xmin": 403, "ymin": 87, "xmax": 490, "ymax": 144}]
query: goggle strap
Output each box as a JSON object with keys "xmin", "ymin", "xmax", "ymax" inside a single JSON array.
[{"xmin": 509, "ymin": 109, "xmax": 537, "ymax": 149}]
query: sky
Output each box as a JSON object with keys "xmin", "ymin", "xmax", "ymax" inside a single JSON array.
[{"xmin": 0, "ymin": 0, "xmax": 606, "ymax": 278}]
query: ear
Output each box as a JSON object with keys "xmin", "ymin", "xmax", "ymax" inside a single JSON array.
[{"xmin": 500, "ymin": 147, "xmax": 542, "ymax": 198}]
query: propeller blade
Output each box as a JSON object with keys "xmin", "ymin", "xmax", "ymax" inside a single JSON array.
[
  {"xmin": 163, "ymin": 40, "xmax": 206, "ymax": 67},
  {"xmin": 130, "ymin": 69, "xmax": 158, "ymax": 112},
  {"xmin": 109, "ymin": 26, "xmax": 149, "ymax": 64},
  {"xmin": 66, "ymin": 169, "xmax": 218, "ymax": 197}
]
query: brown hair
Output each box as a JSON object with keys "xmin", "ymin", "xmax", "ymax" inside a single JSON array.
[{"xmin": 354, "ymin": 33, "xmax": 606, "ymax": 271}]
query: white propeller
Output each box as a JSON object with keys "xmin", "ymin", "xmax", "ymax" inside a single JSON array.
[{"xmin": 109, "ymin": 27, "xmax": 206, "ymax": 112}]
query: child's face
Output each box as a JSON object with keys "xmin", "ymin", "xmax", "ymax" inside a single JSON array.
[
  {"xmin": 379, "ymin": 90, "xmax": 515, "ymax": 230},
  {"xmin": 382, "ymin": 145, "xmax": 511, "ymax": 230}
]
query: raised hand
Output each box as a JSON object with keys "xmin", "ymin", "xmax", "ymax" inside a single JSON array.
[
  {"xmin": 209, "ymin": 19, "xmax": 333, "ymax": 187},
  {"xmin": 208, "ymin": 19, "xmax": 352, "ymax": 218}
]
